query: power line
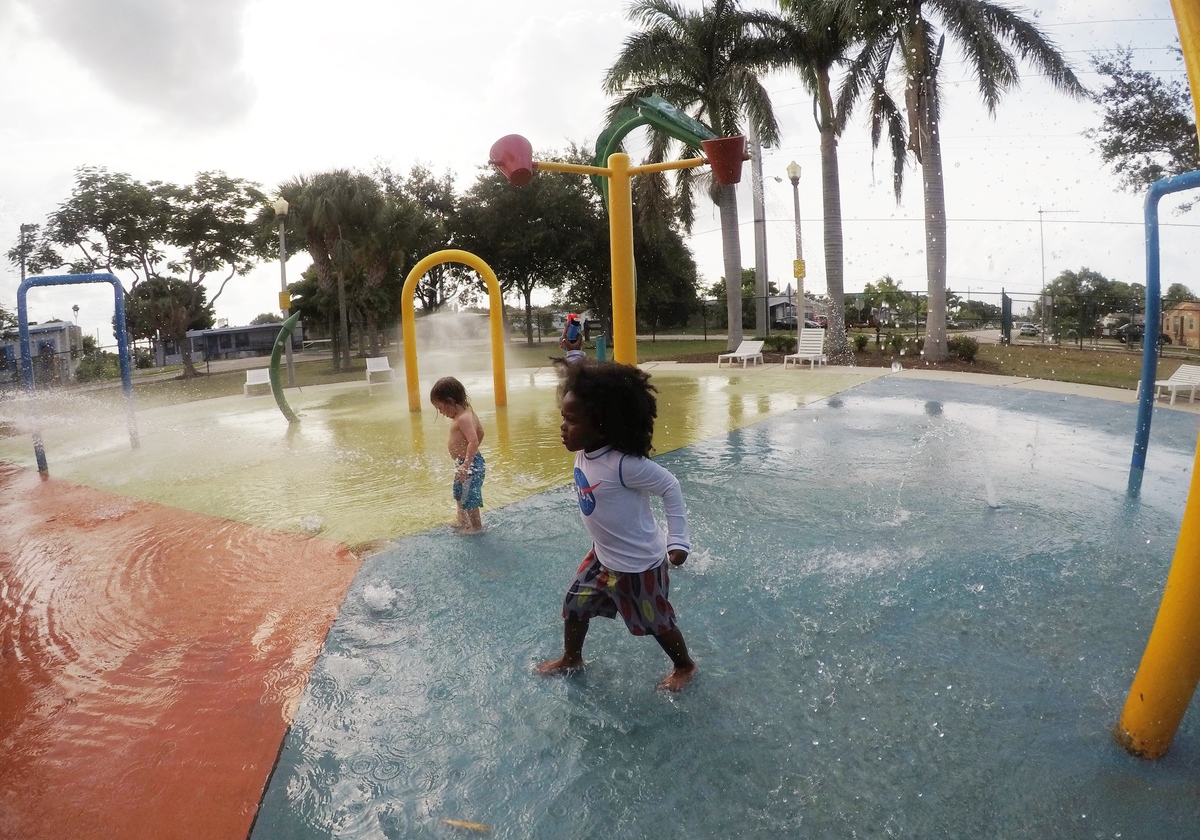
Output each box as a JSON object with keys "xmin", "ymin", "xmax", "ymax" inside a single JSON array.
[{"xmin": 688, "ymin": 217, "xmax": 1200, "ymax": 236}]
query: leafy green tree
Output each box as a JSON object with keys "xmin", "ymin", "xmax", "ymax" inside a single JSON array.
[
  {"xmin": 376, "ymin": 164, "xmax": 460, "ymax": 314},
  {"xmin": 250, "ymin": 312, "xmax": 284, "ymax": 324},
  {"xmin": 1166, "ymin": 282, "xmax": 1196, "ymax": 305},
  {"xmin": 630, "ymin": 181, "xmax": 701, "ymax": 332},
  {"xmin": 125, "ymin": 275, "xmax": 214, "ymax": 377},
  {"xmin": 840, "ymin": 0, "xmax": 1086, "ymax": 361},
  {"xmin": 270, "ymin": 170, "xmax": 381, "ymax": 369},
  {"xmin": 1087, "ymin": 47, "xmax": 1198, "ymax": 204},
  {"xmin": 758, "ymin": 0, "xmax": 859, "ymax": 361},
  {"xmin": 168, "ymin": 171, "xmax": 268, "ymax": 307},
  {"xmin": 1037, "ymin": 268, "xmax": 1143, "ymax": 333},
  {"xmin": 455, "ymin": 148, "xmax": 605, "ymax": 344},
  {"xmin": 604, "ymin": 0, "xmax": 781, "ymax": 351},
  {"xmin": 19, "ymin": 167, "xmax": 264, "ymax": 377},
  {"xmin": 707, "ymin": 267, "xmax": 781, "ymax": 330},
  {"xmin": 5, "ymin": 223, "xmax": 62, "ymax": 279}
]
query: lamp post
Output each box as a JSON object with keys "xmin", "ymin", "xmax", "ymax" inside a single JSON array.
[
  {"xmin": 72, "ymin": 305, "xmax": 79, "ymax": 324},
  {"xmin": 273, "ymin": 197, "xmax": 296, "ymax": 387},
  {"xmin": 787, "ymin": 161, "xmax": 804, "ymax": 325}
]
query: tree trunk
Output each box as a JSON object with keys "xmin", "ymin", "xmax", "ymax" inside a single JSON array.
[
  {"xmin": 718, "ymin": 184, "xmax": 743, "ymax": 350},
  {"xmin": 180, "ymin": 338, "xmax": 198, "ymax": 378},
  {"xmin": 919, "ymin": 112, "xmax": 949, "ymax": 362},
  {"xmin": 524, "ymin": 289, "xmax": 535, "ymax": 346},
  {"xmin": 337, "ymin": 268, "xmax": 351, "ymax": 368},
  {"xmin": 367, "ymin": 312, "xmax": 380, "ymax": 357},
  {"xmin": 329, "ymin": 308, "xmax": 340, "ymax": 371},
  {"xmin": 817, "ymin": 71, "xmax": 851, "ymax": 365}
]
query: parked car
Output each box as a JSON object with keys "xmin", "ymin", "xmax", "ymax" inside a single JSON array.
[
  {"xmin": 1116, "ymin": 324, "xmax": 1171, "ymax": 345},
  {"xmin": 803, "ymin": 320, "xmax": 822, "ymax": 329},
  {"xmin": 1019, "ymin": 323, "xmax": 1039, "ymax": 336},
  {"xmin": 772, "ymin": 314, "xmax": 798, "ymax": 329}
]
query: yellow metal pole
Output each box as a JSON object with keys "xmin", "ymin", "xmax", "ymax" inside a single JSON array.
[
  {"xmin": 1117, "ymin": 430, "xmax": 1200, "ymax": 757},
  {"xmin": 607, "ymin": 153, "xmax": 637, "ymax": 365},
  {"xmin": 400, "ymin": 249, "xmax": 507, "ymax": 412}
]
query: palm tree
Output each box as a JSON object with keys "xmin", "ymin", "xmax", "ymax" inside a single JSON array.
[
  {"xmin": 354, "ymin": 192, "xmax": 426, "ymax": 356},
  {"xmin": 756, "ymin": 0, "xmax": 860, "ymax": 363},
  {"xmin": 840, "ymin": 0, "xmax": 1086, "ymax": 361},
  {"xmin": 604, "ymin": 0, "xmax": 780, "ymax": 350},
  {"xmin": 276, "ymin": 170, "xmax": 380, "ymax": 369}
]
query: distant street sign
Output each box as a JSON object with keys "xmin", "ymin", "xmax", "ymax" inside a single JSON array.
[{"xmin": 793, "ymin": 259, "xmax": 806, "ymax": 279}]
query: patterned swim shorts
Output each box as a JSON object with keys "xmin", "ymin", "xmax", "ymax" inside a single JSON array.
[
  {"xmin": 562, "ymin": 549, "xmax": 676, "ymax": 637},
  {"xmin": 453, "ymin": 452, "xmax": 485, "ymax": 510}
]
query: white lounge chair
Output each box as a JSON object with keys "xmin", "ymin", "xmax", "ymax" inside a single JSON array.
[
  {"xmin": 244, "ymin": 368, "xmax": 272, "ymax": 396},
  {"xmin": 717, "ymin": 340, "xmax": 764, "ymax": 368},
  {"xmin": 1138, "ymin": 362, "xmax": 1200, "ymax": 405},
  {"xmin": 365, "ymin": 356, "xmax": 396, "ymax": 384},
  {"xmin": 783, "ymin": 328, "xmax": 827, "ymax": 369}
]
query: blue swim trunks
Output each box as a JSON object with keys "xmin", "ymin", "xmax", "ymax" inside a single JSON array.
[{"xmin": 453, "ymin": 452, "xmax": 485, "ymax": 510}]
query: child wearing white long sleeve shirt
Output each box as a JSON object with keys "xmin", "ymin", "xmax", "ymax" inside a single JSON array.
[{"xmin": 536, "ymin": 360, "xmax": 696, "ymax": 692}]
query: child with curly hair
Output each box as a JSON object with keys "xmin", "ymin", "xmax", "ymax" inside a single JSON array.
[
  {"xmin": 429, "ymin": 376, "xmax": 486, "ymax": 534},
  {"xmin": 536, "ymin": 360, "xmax": 696, "ymax": 691}
]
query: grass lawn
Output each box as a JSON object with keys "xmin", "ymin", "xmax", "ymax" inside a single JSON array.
[{"xmin": 977, "ymin": 343, "xmax": 1179, "ymax": 391}]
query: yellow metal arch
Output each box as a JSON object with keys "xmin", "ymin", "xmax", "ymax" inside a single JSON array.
[{"xmin": 400, "ymin": 250, "xmax": 507, "ymax": 412}]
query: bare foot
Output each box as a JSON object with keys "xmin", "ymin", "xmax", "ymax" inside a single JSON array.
[
  {"xmin": 657, "ymin": 663, "xmax": 697, "ymax": 692},
  {"xmin": 459, "ymin": 525, "xmax": 484, "ymax": 535},
  {"xmin": 536, "ymin": 656, "xmax": 584, "ymax": 676}
]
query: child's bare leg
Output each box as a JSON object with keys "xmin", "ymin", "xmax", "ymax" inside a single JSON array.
[
  {"xmin": 462, "ymin": 508, "xmax": 483, "ymax": 533},
  {"xmin": 454, "ymin": 501, "xmax": 469, "ymax": 530},
  {"xmin": 653, "ymin": 627, "xmax": 696, "ymax": 692},
  {"xmin": 536, "ymin": 617, "xmax": 589, "ymax": 675}
]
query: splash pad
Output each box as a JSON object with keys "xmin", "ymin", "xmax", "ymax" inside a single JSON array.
[{"xmin": 245, "ymin": 377, "xmax": 1200, "ymax": 838}]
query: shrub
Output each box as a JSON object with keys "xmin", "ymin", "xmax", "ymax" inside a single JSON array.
[
  {"xmin": 947, "ymin": 334, "xmax": 979, "ymax": 362},
  {"xmin": 853, "ymin": 333, "xmax": 869, "ymax": 352},
  {"xmin": 887, "ymin": 333, "xmax": 905, "ymax": 353},
  {"xmin": 763, "ymin": 334, "xmax": 796, "ymax": 354},
  {"xmin": 74, "ymin": 352, "xmax": 121, "ymax": 383}
]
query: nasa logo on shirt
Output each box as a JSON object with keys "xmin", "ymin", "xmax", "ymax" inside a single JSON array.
[{"xmin": 574, "ymin": 467, "xmax": 600, "ymax": 516}]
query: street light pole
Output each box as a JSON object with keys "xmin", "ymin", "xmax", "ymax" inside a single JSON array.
[
  {"xmin": 273, "ymin": 197, "xmax": 296, "ymax": 388},
  {"xmin": 787, "ymin": 161, "xmax": 804, "ymax": 325},
  {"xmin": 1038, "ymin": 207, "xmax": 1077, "ymax": 341}
]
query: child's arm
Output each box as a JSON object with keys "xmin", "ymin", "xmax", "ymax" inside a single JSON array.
[{"xmin": 618, "ymin": 456, "xmax": 689, "ymax": 558}]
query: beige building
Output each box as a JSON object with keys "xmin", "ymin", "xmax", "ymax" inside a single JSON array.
[{"xmin": 1162, "ymin": 301, "xmax": 1200, "ymax": 349}]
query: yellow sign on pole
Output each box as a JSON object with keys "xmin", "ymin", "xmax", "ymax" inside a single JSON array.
[
  {"xmin": 793, "ymin": 259, "xmax": 806, "ymax": 279},
  {"xmin": 278, "ymin": 291, "xmax": 291, "ymax": 311}
]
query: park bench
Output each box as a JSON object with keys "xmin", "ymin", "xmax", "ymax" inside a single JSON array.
[
  {"xmin": 783, "ymin": 328, "xmax": 827, "ymax": 369},
  {"xmin": 717, "ymin": 340, "xmax": 764, "ymax": 369},
  {"xmin": 1139, "ymin": 363, "xmax": 1200, "ymax": 405},
  {"xmin": 365, "ymin": 356, "xmax": 395, "ymax": 384},
  {"xmin": 244, "ymin": 368, "xmax": 272, "ymax": 396}
]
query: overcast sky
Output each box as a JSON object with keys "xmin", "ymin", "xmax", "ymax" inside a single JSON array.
[{"xmin": 0, "ymin": 0, "xmax": 1194, "ymax": 342}]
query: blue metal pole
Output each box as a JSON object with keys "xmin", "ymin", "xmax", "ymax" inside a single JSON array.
[
  {"xmin": 16, "ymin": 281, "xmax": 47, "ymax": 474},
  {"xmin": 1129, "ymin": 170, "xmax": 1200, "ymax": 496}
]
